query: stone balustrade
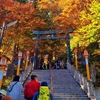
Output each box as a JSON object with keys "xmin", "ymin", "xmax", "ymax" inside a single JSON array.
[{"xmin": 67, "ymin": 63, "xmax": 96, "ymax": 100}]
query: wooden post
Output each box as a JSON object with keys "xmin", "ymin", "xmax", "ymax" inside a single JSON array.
[
  {"xmin": 74, "ymin": 48, "xmax": 78, "ymax": 70},
  {"xmin": 25, "ymin": 50, "xmax": 30, "ymax": 69},
  {"xmin": 84, "ymin": 49, "xmax": 90, "ymax": 81},
  {"xmin": 16, "ymin": 51, "xmax": 22, "ymax": 75}
]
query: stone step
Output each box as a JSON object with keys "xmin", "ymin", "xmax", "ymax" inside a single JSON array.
[
  {"xmin": 53, "ymin": 97, "xmax": 90, "ymax": 100},
  {"xmin": 53, "ymin": 91, "xmax": 85, "ymax": 93},
  {"xmin": 51, "ymin": 69, "xmax": 89, "ymax": 99},
  {"xmin": 24, "ymin": 69, "xmax": 90, "ymax": 100},
  {"xmin": 53, "ymin": 93, "xmax": 88, "ymax": 97}
]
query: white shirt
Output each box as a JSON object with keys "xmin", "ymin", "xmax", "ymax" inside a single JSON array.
[{"xmin": 7, "ymin": 81, "xmax": 23, "ymax": 100}]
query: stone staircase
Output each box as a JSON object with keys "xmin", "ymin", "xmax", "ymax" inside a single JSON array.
[
  {"xmin": 51, "ymin": 69, "xmax": 90, "ymax": 100},
  {"xmin": 24, "ymin": 69, "xmax": 90, "ymax": 100}
]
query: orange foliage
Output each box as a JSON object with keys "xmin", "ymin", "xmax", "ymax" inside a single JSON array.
[
  {"xmin": 0, "ymin": 0, "xmax": 47, "ymax": 52},
  {"xmin": 52, "ymin": 0, "xmax": 91, "ymax": 31},
  {"xmin": 0, "ymin": 0, "xmax": 46, "ymax": 32}
]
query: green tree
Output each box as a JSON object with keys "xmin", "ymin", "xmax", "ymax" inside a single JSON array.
[{"xmin": 77, "ymin": 0, "xmax": 100, "ymax": 46}]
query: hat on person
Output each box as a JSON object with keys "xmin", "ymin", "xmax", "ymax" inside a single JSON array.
[
  {"xmin": 41, "ymin": 81, "xmax": 48, "ymax": 86},
  {"xmin": 0, "ymin": 89, "xmax": 7, "ymax": 96}
]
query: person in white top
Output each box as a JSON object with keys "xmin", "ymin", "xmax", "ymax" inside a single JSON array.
[{"xmin": 7, "ymin": 75, "xmax": 23, "ymax": 100}]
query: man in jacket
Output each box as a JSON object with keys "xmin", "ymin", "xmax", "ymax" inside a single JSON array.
[{"xmin": 24, "ymin": 75, "xmax": 40, "ymax": 100}]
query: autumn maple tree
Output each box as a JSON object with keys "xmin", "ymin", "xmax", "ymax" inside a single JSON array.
[
  {"xmin": 0, "ymin": 0, "xmax": 47, "ymax": 56},
  {"xmin": 0, "ymin": 0, "xmax": 100, "ymax": 60}
]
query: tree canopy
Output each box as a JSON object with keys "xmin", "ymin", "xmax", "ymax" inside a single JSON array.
[{"xmin": 0, "ymin": 0, "xmax": 100, "ymax": 59}]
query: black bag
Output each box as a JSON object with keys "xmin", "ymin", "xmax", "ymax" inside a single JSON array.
[{"xmin": 7, "ymin": 82, "xmax": 18, "ymax": 95}]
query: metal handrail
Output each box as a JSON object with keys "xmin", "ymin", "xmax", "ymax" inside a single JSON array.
[{"xmin": 49, "ymin": 65, "xmax": 54, "ymax": 96}]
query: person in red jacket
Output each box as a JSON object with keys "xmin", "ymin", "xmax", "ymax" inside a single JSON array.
[{"xmin": 24, "ymin": 75, "xmax": 40, "ymax": 100}]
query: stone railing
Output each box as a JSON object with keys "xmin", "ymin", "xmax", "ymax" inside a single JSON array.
[
  {"xmin": 67, "ymin": 63, "xmax": 96, "ymax": 100},
  {"xmin": 20, "ymin": 63, "xmax": 33, "ymax": 85}
]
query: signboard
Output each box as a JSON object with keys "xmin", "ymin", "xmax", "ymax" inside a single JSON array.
[
  {"xmin": 26, "ymin": 50, "xmax": 30, "ymax": 55},
  {"xmin": 39, "ymin": 36, "xmax": 66, "ymax": 40},
  {"xmin": 0, "ymin": 20, "xmax": 17, "ymax": 30},
  {"xmin": 0, "ymin": 59, "xmax": 7, "ymax": 65},
  {"xmin": 32, "ymin": 30, "xmax": 63, "ymax": 35},
  {"xmin": 18, "ymin": 51, "xmax": 22, "ymax": 57},
  {"xmin": 74, "ymin": 48, "xmax": 77, "ymax": 54},
  {"xmin": 84, "ymin": 50, "xmax": 88, "ymax": 56},
  {"xmin": 6, "ymin": 20, "xmax": 17, "ymax": 28}
]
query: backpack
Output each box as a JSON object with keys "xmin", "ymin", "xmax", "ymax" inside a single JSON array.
[{"xmin": 38, "ymin": 86, "xmax": 50, "ymax": 100}]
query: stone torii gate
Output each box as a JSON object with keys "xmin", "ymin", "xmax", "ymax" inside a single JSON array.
[{"xmin": 32, "ymin": 29, "xmax": 74, "ymax": 69}]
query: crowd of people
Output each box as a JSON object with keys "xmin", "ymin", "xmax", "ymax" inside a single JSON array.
[
  {"xmin": 39, "ymin": 60, "xmax": 66, "ymax": 70},
  {"xmin": 0, "ymin": 75, "xmax": 53, "ymax": 100},
  {"xmin": 54, "ymin": 60, "xmax": 66, "ymax": 69}
]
